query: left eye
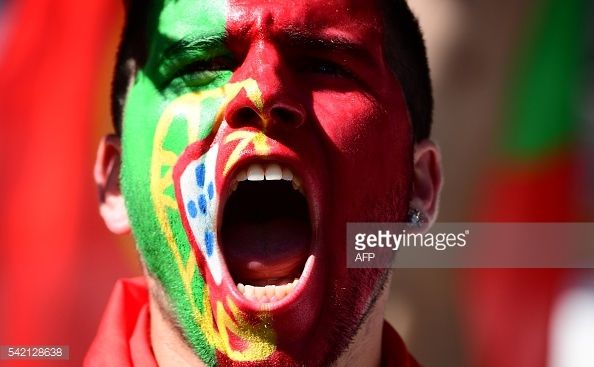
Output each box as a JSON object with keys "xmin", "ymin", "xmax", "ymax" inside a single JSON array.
[{"xmin": 302, "ymin": 58, "xmax": 352, "ymax": 77}]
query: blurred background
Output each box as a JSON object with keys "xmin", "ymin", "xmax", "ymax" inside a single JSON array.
[{"xmin": 0, "ymin": 0, "xmax": 592, "ymax": 366}]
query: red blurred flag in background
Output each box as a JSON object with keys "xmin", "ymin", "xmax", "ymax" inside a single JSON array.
[{"xmin": 0, "ymin": 0, "xmax": 139, "ymax": 365}]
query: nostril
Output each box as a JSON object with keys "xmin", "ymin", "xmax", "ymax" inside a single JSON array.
[
  {"xmin": 226, "ymin": 99, "xmax": 305, "ymax": 130},
  {"xmin": 270, "ymin": 106, "xmax": 304, "ymax": 128},
  {"xmin": 232, "ymin": 107, "xmax": 261, "ymax": 127}
]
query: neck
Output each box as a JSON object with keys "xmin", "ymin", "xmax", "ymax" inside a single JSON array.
[{"xmin": 333, "ymin": 274, "xmax": 390, "ymax": 367}]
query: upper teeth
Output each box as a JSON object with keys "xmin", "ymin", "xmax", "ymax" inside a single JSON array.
[{"xmin": 233, "ymin": 163, "xmax": 303, "ymax": 193}]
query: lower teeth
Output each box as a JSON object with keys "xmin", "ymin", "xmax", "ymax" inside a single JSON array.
[{"xmin": 237, "ymin": 278, "xmax": 299, "ymax": 303}]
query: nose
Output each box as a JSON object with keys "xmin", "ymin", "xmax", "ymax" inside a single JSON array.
[{"xmin": 224, "ymin": 42, "xmax": 306, "ymax": 131}]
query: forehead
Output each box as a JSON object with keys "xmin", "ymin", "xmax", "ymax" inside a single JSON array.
[{"xmin": 153, "ymin": 0, "xmax": 383, "ymax": 44}]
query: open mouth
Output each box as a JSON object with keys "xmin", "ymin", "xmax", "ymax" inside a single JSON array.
[{"xmin": 220, "ymin": 162, "xmax": 312, "ymax": 304}]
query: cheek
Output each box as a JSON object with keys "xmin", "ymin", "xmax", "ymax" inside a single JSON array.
[
  {"xmin": 314, "ymin": 90, "xmax": 412, "ymax": 178},
  {"xmin": 313, "ymin": 90, "xmax": 413, "ymax": 221},
  {"xmin": 314, "ymin": 92, "xmax": 376, "ymax": 146}
]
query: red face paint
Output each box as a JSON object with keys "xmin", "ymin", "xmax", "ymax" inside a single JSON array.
[{"xmin": 172, "ymin": 0, "xmax": 413, "ymax": 365}]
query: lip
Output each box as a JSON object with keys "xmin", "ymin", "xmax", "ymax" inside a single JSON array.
[{"xmin": 216, "ymin": 153, "xmax": 321, "ymax": 313}]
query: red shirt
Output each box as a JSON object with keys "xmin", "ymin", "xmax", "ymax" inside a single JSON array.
[{"xmin": 85, "ymin": 278, "xmax": 420, "ymax": 366}]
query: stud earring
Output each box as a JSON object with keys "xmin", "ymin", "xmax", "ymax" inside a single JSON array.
[{"xmin": 408, "ymin": 207, "xmax": 425, "ymax": 227}]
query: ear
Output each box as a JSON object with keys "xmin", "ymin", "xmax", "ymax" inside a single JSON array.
[
  {"xmin": 94, "ymin": 134, "xmax": 130, "ymax": 234},
  {"xmin": 411, "ymin": 139, "xmax": 442, "ymax": 226}
]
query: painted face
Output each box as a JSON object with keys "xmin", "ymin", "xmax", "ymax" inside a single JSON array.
[{"xmin": 120, "ymin": 0, "xmax": 413, "ymax": 365}]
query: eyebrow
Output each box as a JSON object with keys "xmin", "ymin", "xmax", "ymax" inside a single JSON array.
[
  {"xmin": 279, "ymin": 28, "xmax": 374, "ymax": 61},
  {"xmin": 161, "ymin": 33, "xmax": 227, "ymax": 62}
]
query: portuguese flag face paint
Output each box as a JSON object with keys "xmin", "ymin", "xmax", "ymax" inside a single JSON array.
[
  {"xmin": 121, "ymin": 0, "xmax": 413, "ymax": 365},
  {"xmin": 122, "ymin": 1, "xmax": 239, "ymax": 365}
]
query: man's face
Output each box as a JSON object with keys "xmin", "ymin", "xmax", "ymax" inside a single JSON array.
[{"xmin": 120, "ymin": 0, "xmax": 412, "ymax": 365}]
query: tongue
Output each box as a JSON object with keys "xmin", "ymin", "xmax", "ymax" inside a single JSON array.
[{"xmin": 223, "ymin": 217, "xmax": 309, "ymax": 286}]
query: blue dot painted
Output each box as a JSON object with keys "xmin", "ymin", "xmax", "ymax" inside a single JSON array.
[
  {"xmin": 198, "ymin": 194, "xmax": 207, "ymax": 215},
  {"xmin": 187, "ymin": 200, "xmax": 197, "ymax": 218},
  {"xmin": 195, "ymin": 163, "xmax": 205, "ymax": 188},
  {"xmin": 207, "ymin": 182, "xmax": 214, "ymax": 200},
  {"xmin": 205, "ymin": 231, "xmax": 214, "ymax": 257}
]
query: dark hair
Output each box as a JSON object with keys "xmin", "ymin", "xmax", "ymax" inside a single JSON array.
[
  {"xmin": 111, "ymin": 0, "xmax": 433, "ymax": 141},
  {"xmin": 380, "ymin": 0, "xmax": 433, "ymax": 141},
  {"xmin": 111, "ymin": 0, "xmax": 148, "ymax": 136}
]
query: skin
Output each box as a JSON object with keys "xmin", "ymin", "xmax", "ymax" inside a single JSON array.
[{"xmin": 95, "ymin": 0, "xmax": 442, "ymax": 366}]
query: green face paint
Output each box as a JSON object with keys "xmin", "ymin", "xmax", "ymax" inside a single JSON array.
[
  {"xmin": 121, "ymin": 0, "xmax": 229, "ymax": 364},
  {"xmin": 121, "ymin": 0, "xmax": 278, "ymax": 363}
]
